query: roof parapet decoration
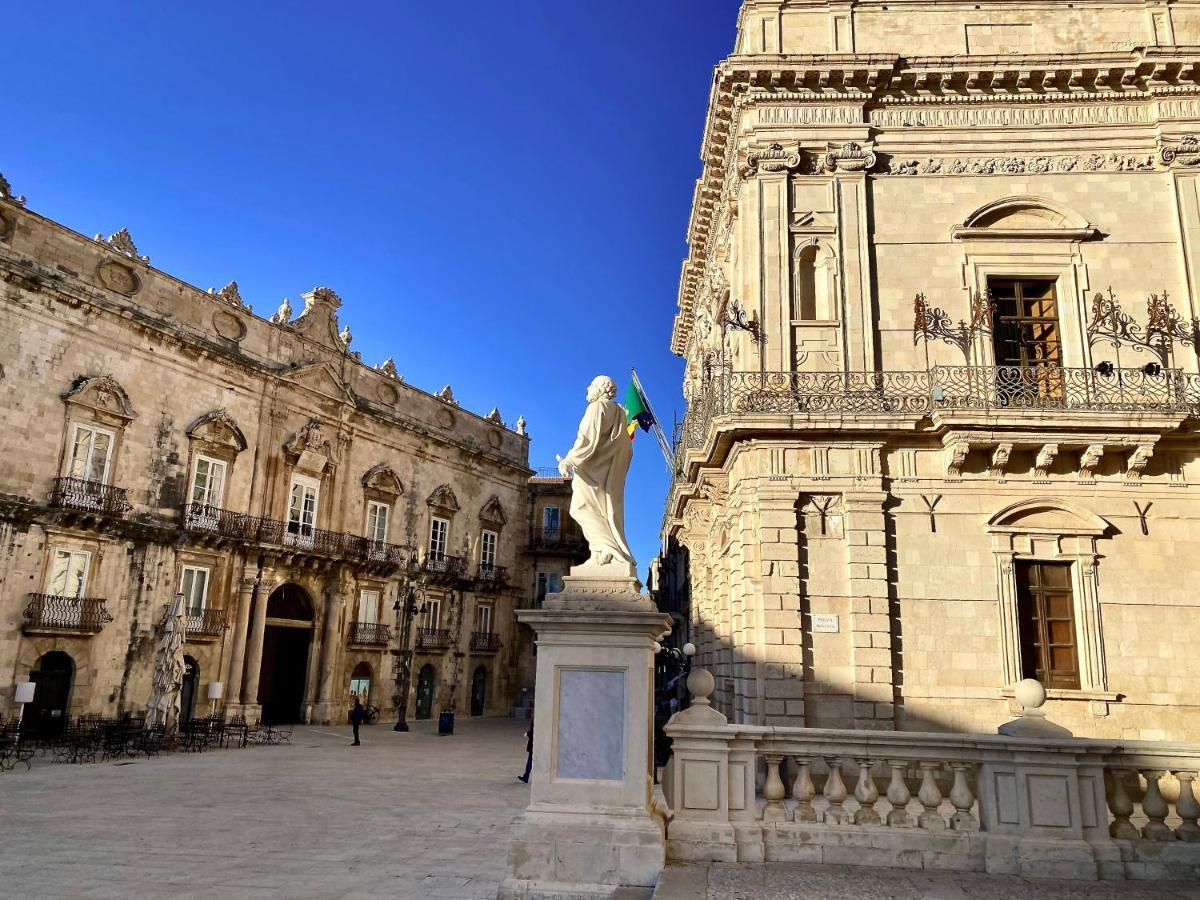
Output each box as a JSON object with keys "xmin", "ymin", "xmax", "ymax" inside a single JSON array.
[
  {"xmin": 94, "ymin": 228, "xmax": 149, "ymax": 264},
  {"xmin": 208, "ymin": 281, "xmax": 250, "ymax": 310},
  {"xmin": 291, "ymin": 286, "xmax": 344, "ymax": 348},
  {"xmin": 270, "ymin": 297, "xmax": 292, "ymax": 325},
  {"xmin": 671, "ymin": 47, "xmax": 1200, "ymax": 356},
  {"xmin": 0, "ymin": 171, "xmax": 25, "ymax": 206},
  {"xmin": 377, "ymin": 357, "xmax": 402, "ymax": 380},
  {"xmin": 437, "ymin": 385, "xmax": 458, "ymax": 405}
]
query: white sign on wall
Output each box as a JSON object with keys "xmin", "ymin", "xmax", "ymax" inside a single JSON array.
[{"xmin": 811, "ymin": 613, "xmax": 840, "ymax": 634}]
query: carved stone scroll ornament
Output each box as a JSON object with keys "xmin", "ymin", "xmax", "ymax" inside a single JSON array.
[
  {"xmin": 94, "ymin": 227, "xmax": 149, "ymax": 264},
  {"xmin": 740, "ymin": 142, "xmax": 803, "ymax": 178},
  {"xmin": 945, "ymin": 441, "xmax": 970, "ymax": 477},
  {"xmin": 1161, "ymin": 134, "xmax": 1200, "ymax": 168},
  {"xmin": 0, "ymin": 171, "xmax": 26, "ymax": 206},
  {"xmin": 1034, "ymin": 444, "xmax": 1059, "ymax": 479},
  {"xmin": 208, "ymin": 281, "xmax": 249, "ymax": 310},
  {"xmin": 988, "ymin": 444, "xmax": 1013, "ymax": 478},
  {"xmin": 1126, "ymin": 444, "xmax": 1154, "ymax": 480},
  {"xmin": 824, "ymin": 141, "xmax": 877, "ymax": 174},
  {"xmin": 1079, "ymin": 444, "xmax": 1105, "ymax": 480}
]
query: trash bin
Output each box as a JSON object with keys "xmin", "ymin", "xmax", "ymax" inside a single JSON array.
[{"xmin": 438, "ymin": 709, "xmax": 455, "ymax": 735}]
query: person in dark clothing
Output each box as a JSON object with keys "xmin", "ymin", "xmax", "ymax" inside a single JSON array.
[
  {"xmin": 350, "ymin": 697, "xmax": 366, "ymax": 746},
  {"xmin": 518, "ymin": 719, "xmax": 533, "ymax": 783}
]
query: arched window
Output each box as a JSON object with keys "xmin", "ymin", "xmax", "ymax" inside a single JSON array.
[{"xmin": 792, "ymin": 240, "xmax": 837, "ymax": 322}]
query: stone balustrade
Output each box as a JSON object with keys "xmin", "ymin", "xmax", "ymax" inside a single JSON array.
[{"xmin": 662, "ymin": 669, "xmax": 1200, "ymax": 881}]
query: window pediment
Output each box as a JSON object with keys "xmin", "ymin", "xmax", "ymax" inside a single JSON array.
[
  {"xmin": 427, "ymin": 483, "xmax": 459, "ymax": 514},
  {"xmin": 186, "ymin": 410, "xmax": 247, "ymax": 454},
  {"xmin": 63, "ymin": 375, "xmax": 134, "ymax": 424},
  {"xmin": 479, "ymin": 495, "xmax": 506, "ymax": 527},
  {"xmin": 986, "ymin": 499, "xmax": 1108, "ymax": 537},
  {"xmin": 362, "ymin": 464, "xmax": 403, "ymax": 498},
  {"xmin": 953, "ymin": 196, "xmax": 1097, "ymax": 242}
]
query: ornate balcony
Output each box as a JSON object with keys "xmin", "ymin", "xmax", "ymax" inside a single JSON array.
[
  {"xmin": 342, "ymin": 535, "xmax": 408, "ymax": 567},
  {"xmin": 470, "ymin": 631, "xmax": 502, "ymax": 653},
  {"xmin": 185, "ymin": 607, "xmax": 227, "ymax": 640},
  {"xmin": 282, "ymin": 523, "xmax": 344, "ymax": 555},
  {"xmin": 182, "ymin": 503, "xmax": 244, "ymax": 541},
  {"xmin": 349, "ymin": 621, "xmax": 393, "ymax": 646},
  {"xmin": 422, "ymin": 554, "xmax": 465, "ymax": 583},
  {"xmin": 23, "ymin": 594, "xmax": 113, "ymax": 635},
  {"xmin": 528, "ymin": 524, "xmax": 587, "ymax": 554},
  {"xmin": 416, "ymin": 627, "xmax": 453, "ymax": 651},
  {"xmin": 49, "ymin": 477, "xmax": 131, "ymax": 516},
  {"xmin": 476, "ymin": 563, "xmax": 508, "ymax": 591}
]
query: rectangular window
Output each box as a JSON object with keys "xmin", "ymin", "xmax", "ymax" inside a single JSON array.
[
  {"xmin": 475, "ymin": 602, "xmax": 493, "ymax": 634},
  {"xmin": 366, "ymin": 501, "xmax": 389, "ymax": 544},
  {"xmin": 179, "ymin": 565, "xmax": 210, "ymax": 616},
  {"xmin": 48, "ymin": 549, "xmax": 90, "ymax": 597},
  {"xmin": 191, "ymin": 456, "xmax": 226, "ymax": 509},
  {"xmin": 423, "ymin": 598, "xmax": 441, "ymax": 631},
  {"xmin": 536, "ymin": 572, "xmax": 562, "ymax": 604},
  {"xmin": 989, "ymin": 278, "xmax": 1062, "ymax": 370},
  {"xmin": 480, "ymin": 530, "xmax": 497, "ymax": 569},
  {"xmin": 68, "ymin": 424, "xmax": 114, "ymax": 484},
  {"xmin": 287, "ymin": 476, "xmax": 320, "ymax": 544},
  {"xmin": 357, "ymin": 589, "xmax": 380, "ymax": 624},
  {"xmin": 429, "ymin": 516, "xmax": 449, "ymax": 560},
  {"xmin": 542, "ymin": 506, "xmax": 561, "ymax": 533},
  {"xmin": 1016, "ymin": 561, "xmax": 1080, "ymax": 690}
]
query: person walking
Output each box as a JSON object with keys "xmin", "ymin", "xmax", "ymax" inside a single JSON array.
[
  {"xmin": 517, "ymin": 718, "xmax": 533, "ymax": 783},
  {"xmin": 350, "ymin": 697, "xmax": 366, "ymax": 746}
]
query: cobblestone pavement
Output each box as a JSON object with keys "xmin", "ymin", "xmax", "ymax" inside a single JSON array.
[
  {"xmin": 656, "ymin": 863, "xmax": 1200, "ymax": 900},
  {"xmin": 0, "ymin": 718, "xmax": 531, "ymax": 899}
]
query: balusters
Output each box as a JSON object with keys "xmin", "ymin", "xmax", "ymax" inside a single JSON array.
[
  {"xmin": 885, "ymin": 760, "xmax": 914, "ymax": 827},
  {"xmin": 948, "ymin": 763, "xmax": 978, "ymax": 832},
  {"xmin": 1106, "ymin": 768, "xmax": 1140, "ymax": 840},
  {"xmin": 792, "ymin": 756, "xmax": 817, "ymax": 822},
  {"xmin": 853, "ymin": 758, "xmax": 881, "ymax": 825},
  {"xmin": 1140, "ymin": 769, "xmax": 1176, "ymax": 841},
  {"xmin": 1176, "ymin": 770, "xmax": 1200, "ymax": 843},
  {"xmin": 762, "ymin": 754, "xmax": 791, "ymax": 821},
  {"xmin": 823, "ymin": 756, "xmax": 850, "ymax": 825},
  {"xmin": 917, "ymin": 761, "xmax": 947, "ymax": 831}
]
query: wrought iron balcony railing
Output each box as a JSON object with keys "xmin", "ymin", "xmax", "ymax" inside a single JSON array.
[
  {"xmin": 349, "ymin": 621, "xmax": 393, "ymax": 645},
  {"xmin": 182, "ymin": 503, "xmax": 243, "ymax": 537},
  {"xmin": 470, "ymin": 631, "xmax": 502, "ymax": 653},
  {"xmin": 476, "ymin": 563, "xmax": 508, "ymax": 588},
  {"xmin": 676, "ymin": 365, "xmax": 1200, "ymax": 458},
  {"xmin": 416, "ymin": 627, "xmax": 453, "ymax": 650},
  {"xmin": 528, "ymin": 524, "xmax": 587, "ymax": 552},
  {"xmin": 422, "ymin": 554, "xmax": 465, "ymax": 581},
  {"xmin": 185, "ymin": 607, "xmax": 227, "ymax": 638},
  {"xmin": 282, "ymin": 522, "xmax": 344, "ymax": 555},
  {"xmin": 342, "ymin": 536, "xmax": 408, "ymax": 566},
  {"xmin": 50, "ymin": 477, "xmax": 131, "ymax": 516},
  {"xmin": 23, "ymin": 594, "xmax": 113, "ymax": 634}
]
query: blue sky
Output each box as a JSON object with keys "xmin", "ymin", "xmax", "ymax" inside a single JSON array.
[{"xmin": 7, "ymin": 1, "xmax": 738, "ymax": 574}]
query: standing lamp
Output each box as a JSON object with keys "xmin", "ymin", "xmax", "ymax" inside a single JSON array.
[{"xmin": 208, "ymin": 681, "xmax": 223, "ymax": 717}]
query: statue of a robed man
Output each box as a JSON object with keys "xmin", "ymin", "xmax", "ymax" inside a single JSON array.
[{"xmin": 557, "ymin": 375, "xmax": 637, "ymax": 579}]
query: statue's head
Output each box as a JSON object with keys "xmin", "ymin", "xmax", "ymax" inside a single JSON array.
[{"xmin": 587, "ymin": 375, "xmax": 618, "ymax": 403}]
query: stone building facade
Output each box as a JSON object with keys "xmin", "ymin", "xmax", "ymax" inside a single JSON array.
[
  {"xmin": 0, "ymin": 186, "xmax": 536, "ymax": 728},
  {"xmin": 662, "ymin": 0, "xmax": 1200, "ymax": 741}
]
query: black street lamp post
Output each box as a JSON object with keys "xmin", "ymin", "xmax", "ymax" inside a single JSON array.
[{"xmin": 392, "ymin": 554, "xmax": 427, "ymax": 733}]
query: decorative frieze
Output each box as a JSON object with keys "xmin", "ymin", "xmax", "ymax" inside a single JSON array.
[{"xmin": 883, "ymin": 153, "xmax": 1158, "ymax": 177}]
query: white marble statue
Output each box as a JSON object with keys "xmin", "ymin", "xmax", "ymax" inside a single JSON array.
[{"xmin": 557, "ymin": 375, "xmax": 637, "ymax": 579}]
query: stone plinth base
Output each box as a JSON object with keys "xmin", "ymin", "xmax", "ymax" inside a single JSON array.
[
  {"xmin": 498, "ymin": 809, "xmax": 662, "ymax": 899},
  {"xmin": 499, "ymin": 584, "xmax": 672, "ymax": 899}
]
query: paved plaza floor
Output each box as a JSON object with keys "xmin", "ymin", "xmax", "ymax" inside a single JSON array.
[
  {"xmin": 0, "ymin": 717, "xmax": 531, "ymax": 899},
  {"xmin": 5, "ymin": 720, "xmax": 1200, "ymax": 900}
]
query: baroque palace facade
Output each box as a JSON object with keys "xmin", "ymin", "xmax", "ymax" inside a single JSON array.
[
  {"xmin": 0, "ymin": 183, "xmax": 543, "ymax": 728},
  {"xmin": 663, "ymin": 0, "xmax": 1200, "ymax": 741}
]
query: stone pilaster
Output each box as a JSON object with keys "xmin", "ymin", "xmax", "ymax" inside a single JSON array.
[
  {"xmin": 753, "ymin": 487, "xmax": 805, "ymax": 726},
  {"xmin": 843, "ymin": 491, "xmax": 895, "ymax": 730},
  {"xmin": 313, "ymin": 568, "xmax": 350, "ymax": 724},
  {"xmin": 223, "ymin": 573, "xmax": 257, "ymax": 719},
  {"xmin": 240, "ymin": 575, "xmax": 274, "ymax": 722}
]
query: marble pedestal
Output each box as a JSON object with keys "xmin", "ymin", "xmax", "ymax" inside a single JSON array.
[{"xmin": 498, "ymin": 580, "xmax": 672, "ymax": 900}]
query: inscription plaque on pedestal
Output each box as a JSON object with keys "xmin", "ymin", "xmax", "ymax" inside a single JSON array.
[{"xmin": 555, "ymin": 668, "xmax": 625, "ymax": 781}]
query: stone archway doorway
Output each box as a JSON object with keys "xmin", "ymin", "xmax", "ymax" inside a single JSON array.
[
  {"xmin": 258, "ymin": 584, "xmax": 315, "ymax": 725},
  {"xmin": 29, "ymin": 650, "xmax": 74, "ymax": 738}
]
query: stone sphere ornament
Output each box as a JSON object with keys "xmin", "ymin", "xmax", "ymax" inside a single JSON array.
[{"xmin": 1014, "ymin": 678, "xmax": 1046, "ymax": 712}]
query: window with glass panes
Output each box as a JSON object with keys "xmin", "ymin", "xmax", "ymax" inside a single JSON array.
[
  {"xmin": 48, "ymin": 549, "xmax": 90, "ymax": 597},
  {"xmin": 191, "ymin": 456, "xmax": 226, "ymax": 509},
  {"xmin": 1016, "ymin": 561, "xmax": 1080, "ymax": 690},
  {"xmin": 542, "ymin": 506, "xmax": 561, "ymax": 534},
  {"xmin": 429, "ymin": 516, "xmax": 449, "ymax": 559},
  {"xmin": 480, "ymin": 530, "xmax": 497, "ymax": 569},
  {"xmin": 357, "ymin": 589, "xmax": 380, "ymax": 624},
  {"xmin": 989, "ymin": 278, "xmax": 1062, "ymax": 370},
  {"xmin": 69, "ymin": 424, "xmax": 113, "ymax": 483},
  {"xmin": 475, "ymin": 602, "xmax": 493, "ymax": 634},
  {"xmin": 423, "ymin": 598, "xmax": 441, "ymax": 630},
  {"xmin": 288, "ymin": 476, "xmax": 319, "ymax": 536},
  {"xmin": 366, "ymin": 501, "xmax": 389, "ymax": 544},
  {"xmin": 179, "ymin": 566, "xmax": 209, "ymax": 615}
]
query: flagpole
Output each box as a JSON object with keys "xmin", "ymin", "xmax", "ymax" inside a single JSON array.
[{"xmin": 631, "ymin": 368, "xmax": 674, "ymax": 473}]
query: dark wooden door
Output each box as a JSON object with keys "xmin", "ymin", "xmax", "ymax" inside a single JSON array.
[
  {"xmin": 470, "ymin": 666, "xmax": 487, "ymax": 717},
  {"xmin": 416, "ymin": 665, "xmax": 436, "ymax": 720},
  {"xmin": 29, "ymin": 652, "xmax": 73, "ymax": 737}
]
